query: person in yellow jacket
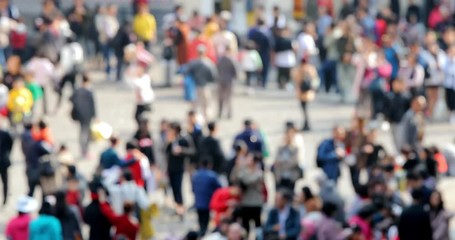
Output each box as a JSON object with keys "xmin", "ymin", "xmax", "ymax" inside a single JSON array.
[
  {"xmin": 7, "ymin": 78, "xmax": 33, "ymax": 125},
  {"xmin": 133, "ymin": 2, "xmax": 156, "ymax": 48},
  {"xmin": 140, "ymin": 203, "xmax": 159, "ymax": 240}
]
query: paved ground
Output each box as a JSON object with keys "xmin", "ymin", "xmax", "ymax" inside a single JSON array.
[{"xmin": 0, "ymin": 65, "xmax": 455, "ymax": 239}]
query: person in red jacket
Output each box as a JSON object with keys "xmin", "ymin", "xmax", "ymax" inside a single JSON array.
[
  {"xmin": 188, "ymin": 30, "xmax": 217, "ymax": 63},
  {"xmin": 209, "ymin": 185, "xmax": 240, "ymax": 225},
  {"xmin": 122, "ymin": 141, "xmax": 144, "ymax": 187},
  {"xmin": 98, "ymin": 189, "xmax": 139, "ymax": 240}
]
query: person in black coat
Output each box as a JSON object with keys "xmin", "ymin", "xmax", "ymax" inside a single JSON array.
[
  {"xmin": 133, "ymin": 117, "xmax": 156, "ymax": 165},
  {"xmin": 199, "ymin": 122, "xmax": 225, "ymax": 174},
  {"xmin": 0, "ymin": 127, "xmax": 13, "ymax": 205},
  {"xmin": 83, "ymin": 178, "xmax": 112, "ymax": 240},
  {"xmin": 398, "ymin": 189, "xmax": 433, "ymax": 240}
]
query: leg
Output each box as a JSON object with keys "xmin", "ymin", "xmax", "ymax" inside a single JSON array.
[
  {"xmin": 116, "ymin": 54, "xmax": 124, "ymax": 81},
  {"xmin": 226, "ymin": 84, "xmax": 233, "ymax": 119},
  {"xmin": 426, "ymin": 87, "xmax": 438, "ymax": 117},
  {"xmin": 277, "ymin": 67, "xmax": 285, "ymax": 89},
  {"xmin": 0, "ymin": 168, "xmax": 8, "ymax": 205},
  {"xmin": 41, "ymin": 86, "xmax": 47, "ymax": 115},
  {"xmin": 261, "ymin": 58, "xmax": 270, "ymax": 88},
  {"xmin": 218, "ymin": 88, "xmax": 224, "ymax": 119},
  {"xmin": 102, "ymin": 44, "xmax": 111, "ymax": 75},
  {"xmin": 301, "ymin": 101, "xmax": 310, "ymax": 130},
  {"xmin": 197, "ymin": 209, "xmax": 210, "ymax": 236},
  {"xmin": 135, "ymin": 104, "xmax": 144, "ymax": 126},
  {"xmin": 79, "ymin": 121, "xmax": 91, "ymax": 156}
]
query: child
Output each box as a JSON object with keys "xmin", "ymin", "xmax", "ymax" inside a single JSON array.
[
  {"xmin": 240, "ymin": 41, "xmax": 262, "ymax": 95},
  {"xmin": 32, "ymin": 119, "xmax": 54, "ymax": 146},
  {"xmin": 7, "ymin": 78, "xmax": 33, "ymax": 128},
  {"xmin": 24, "ymin": 72, "xmax": 43, "ymax": 118}
]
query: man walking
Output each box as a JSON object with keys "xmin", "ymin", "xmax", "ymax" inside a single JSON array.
[
  {"xmin": 187, "ymin": 45, "xmax": 218, "ymax": 119},
  {"xmin": 216, "ymin": 47, "xmax": 237, "ymax": 119},
  {"xmin": 199, "ymin": 122, "xmax": 225, "ymax": 174},
  {"xmin": 70, "ymin": 75, "xmax": 96, "ymax": 159}
]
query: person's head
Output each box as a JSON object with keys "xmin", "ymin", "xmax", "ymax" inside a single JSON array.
[
  {"xmin": 12, "ymin": 78, "xmax": 25, "ymax": 89},
  {"xmin": 123, "ymin": 201, "xmax": 134, "ymax": 215},
  {"xmin": 227, "ymin": 223, "xmax": 244, "ymax": 240},
  {"xmin": 42, "ymin": 0, "xmax": 55, "ymax": 13},
  {"xmin": 67, "ymin": 165, "xmax": 77, "ymax": 177},
  {"xmin": 184, "ymin": 231, "xmax": 199, "ymax": 240},
  {"xmin": 430, "ymin": 190, "xmax": 443, "ymax": 211},
  {"xmin": 272, "ymin": 5, "xmax": 280, "ymax": 15},
  {"xmin": 233, "ymin": 140, "xmax": 248, "ymax": 156},
  {"xmin": 122, "ymin": 170, "xmax": 133, "ymax": 182},
  {"xmin": 109, "ymin": 136, "xmax": 119, "ymax": 147},
  {"xmin": 410, "ymin": 95, "xmax": 426, "ymax": 113},
  {"xmin": 6, "ymin": 55, "xmax": 21, "ymax": 74},
  {"xmin": 126, "ymin": 141, "xmax": 138, "ymax": 153},
  {"xmin": 218, "ymin": 218, "xmax": 231, "ymax": 235},
  {"xmin": 197, "ymin": 44, "xmax": 207, "ymax": 58},
  {"xmin": 0, "ymin": 0, "xmax": 9, "ymax": 9},
  {"xmin": 188, "ymin": 110, "xmax": 197, "ymax": 123},
  {"xmin": 357, "ymin": 204, "xmax": 376, "ymax": 222},
  {"xmin": 256, "ymin": 17, "xmax": 265, "ymax": 26},
  {"xmin": 333, "ymin": 125, "xmax": 346, "ymax": 142},
  {"xmin": 81, "ymin": 74, "xmax": 90, "ymax": 86},
  {"xmin": 207, "ymin": 121, "xmax": 217, "ymax": 135},
  {"xmin": 244, "ymin": 119, "xmax": 253, "ymax": 129},
  {"xmin": 321, "ymin": 201, "xmax": 338, "ymax": 218},
  {"xmin": 428, "ymin": 42, "xmax": 440, "ymax": 55},
  {"xmin": 174, "ymin": 4, "xmax": 183, "ymax": 16},
  {"xmin": 229, "ymin": 185, "xmax": 241, "ymax": 196},
  {"xmin": 168, "ymin": 121, "xmax": 182, "ymax": 139},
  {"xmin": 406, "ymin": 171, "xmax": 423, "ymax": 189},
  {"xmin": 38, "ymin": 119, "xmax": 48, "ymax": 130},
  {"xmin": 137, "ymin": 2, "xmax": 149, "ymax": 14},
  {"xmin": 410, "ymin": 188, "xmax": 425, "ymax": 204},
  {"xmin": 39, "ymin": 199, "xmax": 54, "ymax": 215},
  {"xmin": 301, "ymin": 186, "xmax": 314, "ymax": 202},
  {"xmin": 341, "ymin": 51, "xmax": 353, "ymax": 64},
  {"xmin": 318, "ymin": 5, "xmax": 328, "ymax": 16},
  {"xmin": 67, "ymin": 176, "xmax": 80, "ymax": 191},
  {"xmin": 366, "ymin": 129, "xmax": 377, "ymax": 143},
  {"xmin": 107, "ymin": 4, "xmax": 117, "ymax": 16},
  {"xmin": 392, "ymin": 78, "xmax": 405, "ymax": 93},
  {"xmin": 275, "ymin": 188, "xmax": 293, "ymax": 209}
]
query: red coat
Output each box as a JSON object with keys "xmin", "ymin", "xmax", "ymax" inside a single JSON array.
[
  {"xmin": 100, "ymin": 202, "xmax": 139, "ymax": 240},
  {"xmin": 209, "ymin": 188, "xmax": 239, "ymax": 225},
  {"xmin": 124, "ymin": 155, "xmax": 144, "ymax": 187},
  {"xmin": 188, "ymin": 37, "xmax": 217, "ymax": 63}
]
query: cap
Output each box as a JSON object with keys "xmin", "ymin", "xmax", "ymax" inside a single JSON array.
[{"xmin": 16, "ymin": 196, "xmax": 38, "ymax": 213}]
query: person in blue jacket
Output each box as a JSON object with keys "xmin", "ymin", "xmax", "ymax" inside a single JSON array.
[
  {"xmin": 264, "ymin": 189, "xmax": 300, "ymax": 240},
  {"xmin": 29, "ymin": 199, "xmax": 63, "ymax": 240},
  {"xmin": 316, "ymin": 126, "xmax": 346, "ymax": 183},
  {"xmin": 192, "ymin": 160, "xmax": 221, "ymax": 236},
  {"xmin": 233, "ymin": 119, "xmax": 264, "ymax": 155}
]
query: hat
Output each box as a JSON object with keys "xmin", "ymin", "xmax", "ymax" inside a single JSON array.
[{"xmin": 16, "ymin": 196, "xmax": 38, "ymax": 213}]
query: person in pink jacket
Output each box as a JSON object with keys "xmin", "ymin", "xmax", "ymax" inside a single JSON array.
[{"xmin": 5, "ymin": 196, "xmax": 38, "ymax": 240}]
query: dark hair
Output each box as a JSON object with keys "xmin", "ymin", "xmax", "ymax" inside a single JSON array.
[
  {"xmin": 208, "ymin": 121, "xmax": 216, "ymax": 132},
  {"xmin": 123, "ymin": 170, "xmax": 133, "ymax": 181},
  {"xmin": 233, "ymin": 140, "xmax": 247, "ymax": 153},
  {"xmin": 55, "ymin": 191, "xmax": 69, "ymax": 220},
  {"xmin": 430, "ymin": 191, "xmax": 444, "ymax": 212},
  {"xmin": 170, "ymin": 122, "xmax": 182, "ymax": 134},
  {"xmin": 411, "ymin": 188, "xmax": 424, "ymax": 202},
  {"xmin": 110, "ymin": 136, "xmax": 119, "ymax": 146},
  {"xmin": 82, "ymin": 74, "xmax": 90, "ymax": 83},
  {"xmin": 24, "ymin": 122, "xmax": 33, "ymax": 130},
  {"xmin": 188, "ymin": 110, "xmax": 196, "ymax": 117},
  {"xmin": 185, "ymin": 231, "xmax": 199, "ymax": 240},
  {"xmin": 406, "ymin": 171, "xmax": 422, "ymax": 181},
  {"xmin": 302, "ymin": 186, "xmax": 314, "ymax": 201},
  {"xmin": 123, "ymin": 202, "xmax": 134, "ymax": 214},
  {"xmin": 321, "ymin": 202, "xmax": 338, "ymax": 217},
  {"xmin": 277, "ymin": 188, "xmax": 293, "ymax": 202},
  {"xmin": 126, "ymin": 141, "xmax": 138, "ymax": 150},
  {"xmin": 200, "ymin": 159, "xmax": 210, "ymax": 168},
  {"xmin": 244, "ymin": 119, "xmax": 252, "ymax": 128},
  {"xmin": 38, "ymin": 119, "xmax": 47, "ymax": 129},
  {"xmin": 68, "ymin": 165, "xmax": 77, "ymax": 176},
  {"xmin": 39, "ymin": 201, "xmax": 54, "ymax": 215},
  {"xmin": 358, "ymin": 204, "xmax": 377, "ymax": 219}
]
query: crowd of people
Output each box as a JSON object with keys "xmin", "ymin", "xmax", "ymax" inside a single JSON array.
[{"xmin": 1, "ymin": 0, "xmax": 455, "ymax": 239}]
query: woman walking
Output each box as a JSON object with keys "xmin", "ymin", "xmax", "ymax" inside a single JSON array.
[{"xmin": 292, "ymin": 57, "xmax": 320, "ymax": 131}]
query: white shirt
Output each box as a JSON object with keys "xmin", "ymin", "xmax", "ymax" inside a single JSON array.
[
  {"xmin": 297, "ymin": 32, "xmax": 318, "ymax": 60},
  {"xmin": 58, "ymin": 42, "xmax": 84, "ymax": 77},
  {"xmin": 133, "ymin": 74, "xmax": 155, "ymax": 105},
  {"xmin": 444, "ymin": 57, "xmax": 455, "ymax": 90},
  {"xmin": 0, "ymin": 83, "xmax": 8, "ymax": 107},
  {"xmin": 275, "ymin": 49, "xmax": 296, "ymax": 68},
  {"xmin": 105, "ymin": 181, "xmax": 150, "ymax": 214},
  {"xmin": 213, "ymin": 30, "xmax": 238, "ymax": 58},
  {"xmin": 26, "ymin": 57, "xmax": 55, "ymax": 87}
]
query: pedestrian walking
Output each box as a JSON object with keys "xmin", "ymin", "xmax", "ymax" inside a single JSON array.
[
  {"xmin": 70, "ymin": 75, "xmax": 96, "ymax": 159},
  {"xmin": 216, "ymin": 46, "xmax": 237, "ymax": 119}
]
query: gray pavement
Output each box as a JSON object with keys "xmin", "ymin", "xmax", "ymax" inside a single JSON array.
[{"xmin": 1, "ymin": 68, "xmax": 455, "ymax": 239}]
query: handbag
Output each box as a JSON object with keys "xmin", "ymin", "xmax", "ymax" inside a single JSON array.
[{"xmin": 39, "ymin": 154, "xmax": 56, "ymax": 177}]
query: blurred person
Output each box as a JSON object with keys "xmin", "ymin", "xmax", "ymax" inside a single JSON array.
[
  {"xmin": 316, "ymin": 126, "xmax": 346, "ymax": 182},
  {"xmin": 429, "ymin": 191, "xmax": 454, "ymax": 240},
  {"xmin": 0, "ymin": 82, "xmax": 7, "ymax": 113},
  {"xmin": 133, "ymin": 1, "xmax": 156, "ymax": 48},
  {"xmin": 10, "ymin": 17, "xmax": 27, "ymax": 61},
  {"xmin": 70, "ymin": 74, "xmax": 96, "ymax": 158},
  {"xmin": 263, "ymin": 189, "xmax": 300, "ymax": 240},
  {"xmin": 216, "ymin": 46, "xmax": 237, "ymax": 119},
  {"xmin": 169, "ymin": 16, "xmax": 190, "ymax": 66},
  {"xmin": 337, "ymin": 51, "xmax": 356, "ymax": 103},
  {"xmin": 112, "ymin": 20, "xmax": 135, "ymax": 82},
  {"xmin": 23, "ymin": 72, "xmax": 43, "ymax": 118},
  {"xmin": 54, "ymin": 191, "xmax": 82, "ymax": 240},
  {"xmin": 316, "ymin": 174, "xmax": 345, "ymax": 223},
  {"xmin": 231, "ymin": 153, "xmax": 264, "ymax": 236},
  {"xmin": 96, "ymin": 4, "xmax": 119, "ymax": 80},
  {"xmin": 274, "ymin": 27, "xmax": 297, "ymax": 90},
  {"xmin": 398, "ymin": 53, "xmax": 424, "ymax": 97},
  {"xmin": 348, "ymin": 204, "xmax": 376, "ymax": 240},
  {"xmin": 99, "ymin": 136, "xmax": 122, "ymax": 170},
  {"xmin": 210, "ymin": 185, "xmax": 241, "ymax": 226},
  {"xmin": 203, "ymin": 15, "xmax": 220, "ymax": 39},
  {"xmin": 186, "ymin": 45, "xmax": 218, "ymax": 119},
  {"xmin": 227, "ymin": 223, "xmax": 245, "ymax": 240},
  {"xmin": 130, "ymin": 62, "xmax": 154, "ymax": 126},
  {"xmin": 188, "ymin": 30, "xmax": 217, "ymax": 63},
  {"xmin": 192, "ymin": 160, "xmax": 221, "ymax": 236},
  {"xmin": 187, "ymin": 110, "xmax": 203, "ymax": 168},
  {"xmin": 133, "ymin": 117, "xmax": 155, "ymax": 165},
  {"xmin": 54, "ymin": 36, "xmax": 84, "ymax": 114},
  {"xmin": 421, "ymin": 42, "xmax": 446, "ymax": 118},
  {"xmin": 66, "ymin": 0, "xmax": 92, "ymax": 43},
  {"xmin": 273, "ymin": 127, "xmax": 301, "ymax": 191},
  {"xmin": 204, "ymin": 218, "xmax": 230, "ymax": 240},
  {"xmin": 292, "ymin": 56, "xmax": 320, "ymax": 131},
  {"xmin": 226, "ymin": 141, "xmax": 248, "ymax": 182},
  {"xmin": 213, "ymin": 13, "xmax": 238, "ymax": 59},
  {"xmin": 3, "ymin": 55, "xmax": 23, "ymax": 90},
  {"xmin": 83, "ymin": 178, "xmax": 112, "ymax": 240},
  {"xmin": 233, "ymin": 120, "xmax": 263, "ymax": 155},
  {"xmin": 165, "ymin": 122, "xmax": 195, "ymax": 216},
  {"xmin": 268, "ymin": 5, "xmax": 286, "ymax": 30},
  {"xmin": 406, "ymin": 171, "xmax": 433, "ymax": 207},
  {"xmin": 98, "ymin": 189, "xmax": 140, "ymax": 240},
  {"xmin": 121, "ymin": 142, "xmax": 149, "ymax": 188},
  {"xmin": 7, "ymin": 78, "xmax": 33, "ymax": 130},
  {"xmin": 296, "ymin": 22, "xmax": 319, "ymax": 67},
  {"xmin": 296, "ymin": 186, "xmax": 316, "ymax": 218},
  {"xmin": 401, "ymin": 96, "xmax": 426, "ymax": 150},
  {"xmin": 0, "ymin": 122, "xmax": 13, "ymax": 205},
  {"xmin": 29, "ymin": 199, "xmax": 62, "ymax": 240},
  {"xmin": 317, "ymin": 202, "xmax": 350, "ymax": 240},
  {"xmin": 188, "ymin": 10, "xmax": 204, "ymax": 32},
  {"xmin": 5, "ymin": 196, "xmax": 38, "ymax": 240},
  {"xmin": 398, "ymin": 189, "xmax": 433, "ymax": 240},
  {"xmin": 403, "ymin": 8, "xmax": 425, "ymax": 45},
  {"xmin": 199, "ymin": 122, "xmax": 225, "ymax": 174},
  {"xmin": 240, "ymin": 41, "xmax": 262, "ymax": 94},
  {"xmin": 0, "ymin": 0, "xmax": 19, "ymax": 20},
  {"xmin": 444, "ymin": 45, "xmax": 455, "ymax": 124},
  {"xmin": 247, "ymin": 18, "xmax": 273, "ymax": 87},
  {"xmin": 299, "ymin": 192, "xmax": 323, "ymax": 240},
  {"xmin": 36, "ymin": 13, "xmax": 66, "ymax": 64},
  {"xmin": 26, "ymin": 51, "xmax": 55, "ymax": 116},
  {"xmin": 384, "ymin": 79, "xmax": 410, "ymax": 153}
]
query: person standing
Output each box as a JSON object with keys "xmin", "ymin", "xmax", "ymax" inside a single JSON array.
[
  {"xmin": 216, "ymin": 46, "xmax": 237, "ymax": 119},
  {"xmin": 54, "ymin": 191, "xmax": 82, "ymax": 240},
  {"xmin": 165, "ymin": 122, "xmax": 195, "ymax": 217},
  {"xmin": 248, "ymin": 18, "xmax": 273, "ymax": 87},
  {"xmin": 96, "ymin": 4, "xmax": 119, "ymax": 80},
  {"xmin": 70, "ymin": 75, "xmax": 96, "ymax": 159},
  {"xmin": 421, "ymin": 42, "xmax": 446, "ymax": 118},
  {"xmin": 5, "ymin": 196, "xmax": 38, "ymax": 240},
  {"xmin": 133, "ymin": 1, "xmax": 156, "ymax": 48},
  {"xmin": 133, "ymin": 117, "xmax": 155, "ymax": 165},
  {"xmin": 199, "ymin": 122, "xmax": 225, "ymax": 174},
  {"xmin": 444, "ymin": 45, "xmax": 455, "ymax": 124},
  {"xmin": 83, "ymin": 179, "xmax": 112, "ymax": 240},
  {"xmin": 274, "ymin": 27, "xmax": 297, "ymax": 90},
  {"xmin": 131, "ymin": 64, "xmax": 154, "ymax": 126},
  {"xmin": 292, "ymin": 57, "xmax": 320, "ymax": 131},
  {"xmin": 316, "ymin": 126, "xmax": 346, "ymax": 183},
  {"xmin": 263, "ymin": 189, "xmax": 301, "ymax": 240},
  {"xmin": 0, "ymin": 124, "xmax": 13, "ymax": 205},
  {"xmin": 186, "ymin": 45, "xmax": 218, "ymax": 119},
  {"xmin": 192, "ymin": 160, "xmax": 221, "ymax": 236},
  {"xmin": 385, "ymin": 79, "xmax": 410, "ymax": 153},
  {"xmin": 29, "ymin": 200, "xmax": 63, "ymax": 240},
  {"xmin": 401, "ymin": 96, "xmax": 426, "ymax": 150},
  {"xmin": 398, "ymin": 189, "xmax": 433, "ymax": 240},
  {"xmin": 429, "ymin": 191, "xmax": 454, "ymax": 240}
]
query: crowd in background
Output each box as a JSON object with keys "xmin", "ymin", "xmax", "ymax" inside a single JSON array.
[{"xmin": 1, "ymin": 0, "xmax": 455, "ymax": 239}]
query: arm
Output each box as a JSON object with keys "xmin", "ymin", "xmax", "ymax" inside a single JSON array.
[
  {"xmin": 263, "ymin": 210, "xmax": 277, "ymax": 233},
  {"xmin": 317, "ymin": 141, "xmax": 339, "ymax": 164},
  {"xmin": 100, "ymin": 202, "xmax": 120, "ymax": 225},
  {"xmin": 286, "ymin": 210, "xmax": 302, "ymax": 238},
  {"xmin": 89, "ymin": 92, "xmax": 96, "ymax": 119}
]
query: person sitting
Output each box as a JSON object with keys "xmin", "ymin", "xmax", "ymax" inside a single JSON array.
[{"xmin": 264, "ymin": 189, "xmax": 301, "ymax": 240}]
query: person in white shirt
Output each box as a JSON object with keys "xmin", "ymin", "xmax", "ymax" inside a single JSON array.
[
  {"xmin": 296, "ymin": 22, "xmax": 319, "ymax": 68},
  {"xmin": 398, "ymin": 53, "xmax": 425, "ymax": 97},
  {"xmin": 96, "ymin": 4, "xmax": 119, "ymax": 79},
  {"xmin": 130, "ymin": 63, "xmax": 154, "ymax": 126},
  {"xmin": 26, "ymin": 52, "xmax": 55, "ymax": 115},
  {"xmin": 212, "ymin": 14, "xmax": 238, "ymax": 59}
]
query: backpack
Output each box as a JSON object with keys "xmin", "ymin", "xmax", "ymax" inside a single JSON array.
[{"xmin": 39, "ymin": 154, "xmax": 56, "ymax": 177}]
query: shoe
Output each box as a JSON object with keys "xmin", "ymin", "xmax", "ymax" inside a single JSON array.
[{"xmin": 302, "ymin": 124, "xmax": 310, "ymax": 132}]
